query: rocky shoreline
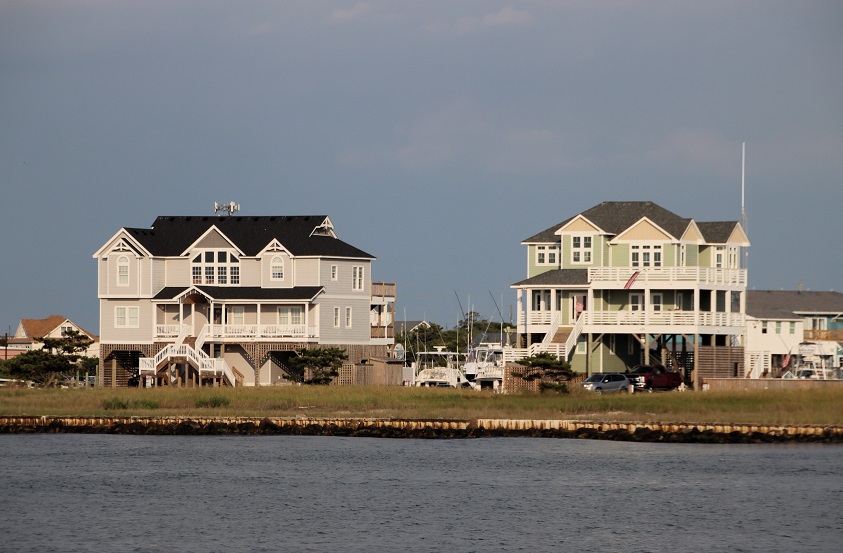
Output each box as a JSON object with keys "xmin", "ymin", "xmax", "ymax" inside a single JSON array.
[{"xmin": 2, "ymin": 415, "xmax": 842, "ymax": 443}]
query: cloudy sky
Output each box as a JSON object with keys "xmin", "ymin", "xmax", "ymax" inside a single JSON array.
[{"xmin": 1, "ymin": 1, "xmax": 841, "ymax": 334}]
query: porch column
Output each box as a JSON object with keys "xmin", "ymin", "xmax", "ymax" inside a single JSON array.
[{"xmin": 586, "ymin": 289, "xmax": 594, "ymax": 324}]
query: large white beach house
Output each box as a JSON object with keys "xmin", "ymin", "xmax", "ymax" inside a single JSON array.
[
  {"xmin": 94, "ymin": 213, "xmax": 395, "ymax": 387},
  {"xmin": 512, "ymin": 201, "xmax": 750, "ymax": 384}
]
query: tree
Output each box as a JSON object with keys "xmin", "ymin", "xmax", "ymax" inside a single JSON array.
[
  {"xmin": 515, "ymin": 352, "xmax": 573, "ymax": 393},
  {"xmin": 38, "ymin": 329, "xmax": 93, "ymax": 360},
  {"xmin": 4, "ymin": 350, "xmax": 74, "ymax": 387},
  {"xmin": 284, "ymin": 347, "xmax": 348, "ymax": 385}
]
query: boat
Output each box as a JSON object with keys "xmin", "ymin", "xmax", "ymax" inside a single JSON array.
[
  {"xmin": 463, "ymin": 342, "xmax": 505, "ymax": 391},
  {"xmin": 412, "ymin": 347, "xmax": 471, "ymax": 388}
]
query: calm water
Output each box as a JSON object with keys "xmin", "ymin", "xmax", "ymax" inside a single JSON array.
[{"xmin": 1, "ymin": 435, "xmax": 840, "ymax": 553}]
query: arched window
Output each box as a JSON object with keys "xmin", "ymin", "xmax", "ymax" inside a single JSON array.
[
  {"xmin": 117, "ymin": 256, "xmax": 129, "ymax": 286},
  {"xmin": 271, "ymin": 256, "xmax": 284, "ymax": 280}
]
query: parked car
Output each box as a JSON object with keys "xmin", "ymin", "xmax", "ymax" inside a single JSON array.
[
  {"xmin": 581, "ymin": 373, "xmax": 634, "ymax": 394},
  {"xmin": 626, "ymin": 364, "xmax": 683, "ymax": 391}
]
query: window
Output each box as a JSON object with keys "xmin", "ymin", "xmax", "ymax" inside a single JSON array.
[
  {"xmin": 536, "ymin": 245, "xmax": 559, "ymax": 265},
  {"xmin": 715, "ymin": 246, "xmax": 725, "ymax": 269},
  {"xmin": 532, "ymin": 290, "xmax": 542, "ymax": 311},
  {"xmin": 345, "ymin": 307, "xmax": 352, "ymax": 328},
  {"xmin": 761, "ymin": 321, "xmax": 768, "ymax": 334},
  {"xmin": 333, "ymin": 307, "xmax": 340, "ymax": 328},
  {"xmin": 271, "ymin": 256, "xmax": 284, "ymax": 280},
  {"xmin": 191, "ymin": 251, "xmax": 240, "ymax": 286},
  {"xmin": 115, "ymin": 306, "xmax": 139, "ymax": 328},
  {"xmin": 331, "ymin": 265, "xmax": 338, "ymax": 281},
  {"xmin": 352, "ymin": 266, "xmax": 364, "ymax": 291},
  {"xmin": 278, "ymin": 306, "xmax": 302, "ymax": 326},
  {"xmin": 571, "ymin": 236, "xmax": 592, "ymax": 263},
  {"xmin": 630, "ymin": 294, "xmax": 643, "ymax": 312},
  {"xmin": 652, "ymin": 293, "xmax": 663, "ymax": 312},
  {"xmin": 117, "ymin": 256, "xmax": 129, "ymax": 286},
  {"xmin": 775, "ymin": 321, "xmax": 782, "ymax": 334},
  {"xmin": 631, "ymin": 245, "xmax": 662, "ymax": 268},
  {"xmin": 789, "ymin": 322, "xmax": 796, "ymax": 335}
]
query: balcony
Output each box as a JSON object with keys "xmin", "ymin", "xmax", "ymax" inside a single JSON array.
[
  {"xmin": 371, "ymin": 326, "xmax": 394, "ymax": 339},
  {"xmin": 371, "ymin": 282, "xmax": 396, "ymax": 301},
  {"xmin": 588, "ymin": 267, "xmax": 747, "ymax": 287},
  {"xmin": 205, "ymin": 324, "xmax": 318, "ymax": 340},
  {"xmin": 804, "ymin": 329, "xmax": 843, "ymax": 342},
  {"xmin": 519, "ymin": 310, "xmax": 744, "ymax": 329}
]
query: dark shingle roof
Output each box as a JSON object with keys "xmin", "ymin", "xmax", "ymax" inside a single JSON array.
[
  {"xmin": 126, "ymin": 216, "xmax": 374, "ymax": 259},
  {"xmin": 153, "ymin": 286, "xmax": 324, "ymax": 301},
  {"xmin": 512, "ymin": 269, "xmax": 589, "ymax": 287},
  {"xmin": 747, "ymin": 290, "xmax": 843, "ymax": 319},
  {"xmin": 522, "ymin": 201, "xmax": 730, "ymax": 243},
  {"xmin": 697, "ymin": 221, "xmax": 740, "ymax": 244}
]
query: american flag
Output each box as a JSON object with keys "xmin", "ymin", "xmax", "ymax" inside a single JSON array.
[{"xmin": 624, "ymin": 271, "xmax": 640, "ymax": 289}]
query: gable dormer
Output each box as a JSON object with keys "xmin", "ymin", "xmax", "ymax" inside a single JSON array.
[
  {"xmin": 554, "ymin": 215, "xmax": 604, "ymax": 268},
  {"xmin": 310, "ymin": 216, "xmax": 336, "ymax": 238}
]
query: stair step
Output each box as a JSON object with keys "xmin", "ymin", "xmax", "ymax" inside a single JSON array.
[{"xmin": 551, "ymin": 330, "xmax": 571, "ymax": 344}]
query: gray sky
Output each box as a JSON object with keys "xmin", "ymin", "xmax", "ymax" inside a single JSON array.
[{"xmin": 1, "ymin": 0, "xmax": 841, "ymax": 335}]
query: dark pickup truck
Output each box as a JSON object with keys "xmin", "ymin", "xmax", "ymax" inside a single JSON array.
[{"xmin": 627, "ymin": 365, "xmax": 683, "ymax": 391}]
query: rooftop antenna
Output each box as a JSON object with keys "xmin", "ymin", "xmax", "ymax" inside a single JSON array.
[{"xmin": 214, "ymin": 201, "xmax": 240, "ymax": 217}]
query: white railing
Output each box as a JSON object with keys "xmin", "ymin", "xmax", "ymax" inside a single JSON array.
[
  {"xmin": 584, "ymin": 311, "xmax": 744, "ymax": 327},
  {"xmin": 540, "ymin": 314, "xmax": 562, "ymax": 347},
  {"xmin": 155, "ymin": 324, "xmax": 189, "ymax": 338},
  {"xmin": 745, "ymin": 351, "xmax": 771, "ymax": 379},
  {"xmin": 588, "ymin": 266, "xmax": 747, "ymax": 286},
  {"xmin": 519, "ymin": 310, "xmax": 744, "ymax": 328},
  {"xmin": 204, "ymin": 324, "xmax": 317, "ymax": 339},
  {"xmin": 564, "ymin": 315, "xmax": 585, "ymax": 361}
]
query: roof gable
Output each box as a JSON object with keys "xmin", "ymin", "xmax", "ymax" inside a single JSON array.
[
  {"xmin": 93, "ymin": 229, "xmax": 150, "ymax": 258},
  {"xmin": 679, "ymin": 221, "xmax": 704, "ymax": 243},
  {"xmin": 611, "ymin": 217, "xmax": 675, "ymax": 242},
  {"xmin": 698, "ymin": 222, "xmax": 750, "ymax": 245},
  {"xmin": 181, "ymin": 226, "xmax": 244, "ymax": 256},
  {"xmin": 555, "ymin": 215, "xmax": 603, "ymax": 235}
]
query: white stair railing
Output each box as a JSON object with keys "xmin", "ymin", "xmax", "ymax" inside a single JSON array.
[
  {"xmin": 563, "ymin": 314, "xmax": 585, "ymax": 361},
  {"xmin": 136, "ymin": 344, "xmax": 237, "ymax": 387}
]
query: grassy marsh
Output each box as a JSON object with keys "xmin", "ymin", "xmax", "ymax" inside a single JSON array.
[{"xmin": 1, "ymin": 386, "xmax": 842, "ymax": 426}]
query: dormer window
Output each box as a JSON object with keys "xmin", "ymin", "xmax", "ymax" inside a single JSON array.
[
  {"xmin": 117, "ymin": 256, "xmax": 129, "ymax": 286},
  {"xmin": 192, "ymin": 250, "xmax": 240, "ymax": 286},
  {"xmin": 271, "ymin": 256, "xmax": 284, "ymax": 280}
]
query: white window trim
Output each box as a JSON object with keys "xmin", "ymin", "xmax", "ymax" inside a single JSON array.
[
  {"xmin": 352, "ymin": 266, "xmax": 364, "ymax": 291},
  {"xmin": 331, "ymin": 265, "xmax": 338, "ymax": 281},
  {"xmin": 630, "ymin": 243, "xmax": 662, "ymax": 268},
  {"xmin": 570, "ymin": 235, "xmax": 592, "ymax": 264},
  {"xmin": 333, "ymin": 307, "xmax": 340, "ymax": 328},
  {"xmin": 535, "ymin": 244, "xmax": 559, "ymax": 266},
  {"xmin": 115, "ymin": 306, "xmax": 139, "ymax": 328},
  {"xmin": 345, "ymin": 307, "xmax": 352, "ymax": 328},
  {"xmin": 271, "ymin": 256, "xmax": 284, "ymax": 281},
  {"xmin": 117, "ymin": 256, "xmax": 129, "ymax": 286}
]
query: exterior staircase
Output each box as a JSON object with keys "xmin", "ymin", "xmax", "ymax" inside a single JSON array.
[{"xmin": 139, "ymin": 342, "xmax": 238, "ymax": 386}]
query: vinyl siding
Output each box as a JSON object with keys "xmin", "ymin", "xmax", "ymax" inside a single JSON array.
[
  {"xmin": 99, "ymin": 300, "xmax": 153, "ymax": 343},
  {"xmin": 316, "ymin": 297, "xmax": 371, "ymax": 344},
  {"xmin": 296, "ymin": 258, "xmax": 321, "ymax": 287}
]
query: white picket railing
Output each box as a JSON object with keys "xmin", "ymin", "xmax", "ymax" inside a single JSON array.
[{"xmin": 588, "ymin": 266, "xmax": 747, "ymax": 286}]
